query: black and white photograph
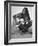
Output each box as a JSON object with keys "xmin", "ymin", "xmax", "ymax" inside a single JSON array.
[
  {"xmin": 4, "ymin": 1, "xmax": 37, "ymax": 44},
  {"xmin": 10, "ymin": 7, "xmax": 32, "ymax": 39}
]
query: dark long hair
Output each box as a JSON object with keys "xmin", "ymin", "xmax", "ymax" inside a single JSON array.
[{"xmin": 22, "ymin": 8, "xmax": 30, "ymax": 20}]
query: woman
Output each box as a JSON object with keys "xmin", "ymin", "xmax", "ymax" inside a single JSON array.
[
  {"xmin": 18, "ymin": 8, "xmax": 32, "ymax": 33},
  {"xmin": 13, "ymin": 8, "xmax": 32, "ymax": 33}
]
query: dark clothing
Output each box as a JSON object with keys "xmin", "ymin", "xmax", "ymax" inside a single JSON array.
[{"xmin": 18, "ymin": 21, "xmax": 32, "ymax": 33}]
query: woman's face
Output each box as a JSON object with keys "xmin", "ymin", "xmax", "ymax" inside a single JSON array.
[{"xmin": 20, "ymin": 18, "xmax": 24, "ymax": 24}]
